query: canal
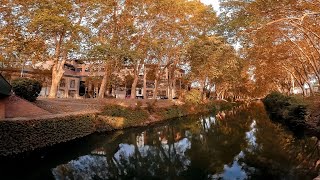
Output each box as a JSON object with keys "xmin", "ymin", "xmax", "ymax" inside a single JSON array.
[{"xmin": 0, "ymin": 102, "xmax": 318, "ymax": 179}]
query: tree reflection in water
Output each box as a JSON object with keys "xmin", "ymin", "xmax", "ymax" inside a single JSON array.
[{"xmin": 52, "ymin": 103, "xmax": 318, "ymax": 179}]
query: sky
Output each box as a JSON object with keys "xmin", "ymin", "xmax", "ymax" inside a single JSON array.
[{"xmin": 200, "ymin": 0, "xmax": 220, "ymax": 13}]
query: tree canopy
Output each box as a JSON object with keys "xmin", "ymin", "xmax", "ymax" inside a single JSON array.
[
  {"xmin": 2, "ymin": 0, "xmax": 317, "ymax": 100},
  {"xmin": 219, "ymin": 0, "xmax": 320, "ymax": 97}
]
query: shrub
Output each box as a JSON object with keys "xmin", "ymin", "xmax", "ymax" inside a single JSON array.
[
  {"xmin": 185, "ymin": 89, "xmax": 202, "ymax": 104},
  {"xmin": 12, "ymin": 78, "xmax": 42, "ymax": 102},
  {"xmin": 204, "ymin": 101, "xmax": 218, "ymax": 113},
  {"xmin": 263, "ymin": 92, "xmax": 307, "ymax": 136},
  {"xmin": 161, "ymin": 105, "xmax": 184, "ymax": 119},
  {"xmin": 0, "ymin": 114, "xmax": 96, "ymax": 156},
  {"xmin": 157, "ymin": 104, "xmax": 196, "ymax": 119},
  {"xmin": 146, "ymin": 100, "xmax": 157, "ymax": 113},
  {"xmin": 136, "ymin": 101, "xmax": 143, "ymax": 110},
  {"xmin": 101, "ymin": 105, "xmax": 149, "ymax": 126}
]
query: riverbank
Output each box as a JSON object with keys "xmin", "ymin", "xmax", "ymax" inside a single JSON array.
[
  {"xmin": 262, "ymin": 92, "xmax": 320, "ymax": 138},
  {"xmin": 1, "ymin": 102, "xmax": 318, "ymax": 180},
  {"xmin": 0, "ymin": 99, "xmax": 235, "ymax": 156}
]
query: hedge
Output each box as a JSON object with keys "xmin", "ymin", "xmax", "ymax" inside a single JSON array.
[
  {"xmin": 0, "ymin": 113, "xmax": 115, "ymax": 156},
  {"xmin": 0, "ymin": 101, "xmax": 236, "ymax": 156}
]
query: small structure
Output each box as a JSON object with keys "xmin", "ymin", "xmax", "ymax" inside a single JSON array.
[
  {"xmin": 0, "ymin": 74, "xmax": 11, "ymax": 119},
  {"xmin": 0, "ymin": 73, "xmax": 11, "ymax": 97}
]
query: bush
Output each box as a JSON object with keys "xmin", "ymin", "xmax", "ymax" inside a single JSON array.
[
  {"xmin": 136, "ymin": 101, "xmax": 143, "ymax": 110},
  {"xmin": 185, "ymin": 89, "xmax": 202, "ymax": 104},
  {"xmin": 146, "ymin": 100, "xmax": 157, "ymax": 113},
  {"xmin": 159, "ymin": 105, "xmax": 184, "ymax": 119},
  {"xmin": 0, "ymin": 114, "xmax": 96, "ymax": 156},
  {"xmin": 263, "ymin": 92, "xmax": 307, "ymax": 136},
  {"xmin": 12, "ymin": 78, "xmax": 42, "ymax": 102},
  {"xmin": 101, "ymin": 105, "xmax": 149, "ymax": 126}
]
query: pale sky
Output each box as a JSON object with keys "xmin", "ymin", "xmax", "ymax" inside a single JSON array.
[{"xmin": 200, "ymin": 0, "xmax": 220, "ymax": 13}]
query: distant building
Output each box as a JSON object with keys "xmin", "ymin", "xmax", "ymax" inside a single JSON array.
[{"xmin": 1, "ymin": 60, "xmax": 185, "ymax": 99}]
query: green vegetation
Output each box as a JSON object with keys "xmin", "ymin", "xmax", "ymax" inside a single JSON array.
[
  {"xmin": 0, "ymin": 114, "xmax": 97, "ymax": 156},
  {"xmin": 146, "ymin": 100, "xmax": 157, "ymax": 113},
  {"xmin": 101, "ymin": 105, "xmax": 149, "ymax": 127},
  {"xmin": 157, "ymin": 105, "xmax": 189, "ymax": 119},
  {"xmin": 0, "ymin": 99, "xmax": 238, "ymax": 156},
  {"xmin": 11, "ymin": 78, "xmax": 42, "ymax": 102},
  {"xmin": 263, "ymin": 92, "xmax": 307, "ymax": 136},
  {"xmin": 184, "ymin": 89, "xmax": 202, "ymax": 104},
  {"xmin": 100, "ymin": 100, "xmax": 236, "ymax": 126}
]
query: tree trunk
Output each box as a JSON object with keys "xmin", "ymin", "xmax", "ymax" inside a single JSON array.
[
  {"xmin": 143, "ymin": 68, "xmax": 147, "ymax": 99},
  {"xmin": 98, "ymin": 64, "xmax": 110, "ymax": 98},
  {"xmin": 306, "ymin": 82, "xmax": 314, "ymax": 96},
  {"xmin": 168, "ymin": 72, "xmax": 173, "ymax": 100},
  {"xmin": 168, "ymin": 67, "xmax": 176, "ymax": 101},
  {"xmin": 48, "ymin": 72, "xmax": 64, "ymax": 98},
  {"xmin": 200, "ymin": 79, "xmax": 206, "ymax": 101},
  {"xmin": 48, "ymin": 77, "xmax": 59, "ymax": 98},
  {"xmin": 130, "ymin": 74, "xmax": 138, "ymax": 99},
  {"xmin": 216, "ymin": 91, "xmax": 221, "ymax": 100},
  {"xmin": 300, "ymin": 85, "xmax": 306, "ymax": 97},
  {"xmin": 172, "ymin": 78, "xmax": 176, "ymax": 99},
  {"xmin": 48, "ymin": 33, "xmax": 64, "ymax": 98},
  {"xmin": 48, "ymin": 60, "xmax": 65, "ymax": 98},
  {"xmin": 221, "ymin": 91, "xmax": 225, "ymax": 100},
  {"xmin": 98, "ymin": 74, "xmax": 108, "ymax": 98},
  {"xmin": 153, "ymin": 77, "xmax": 159, "ymax": 99}
]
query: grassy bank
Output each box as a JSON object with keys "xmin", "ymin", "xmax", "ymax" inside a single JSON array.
[
  {"xmin": 0, "ymin": 100, "xmax": 236, "ymax": 156},
  {"xmin": 98, "ymin": 100, "xmax": 235, "ymax": 128},
  {"xmin": 262, "ymin": 92, "xmax": 320, "ymax": 138}
]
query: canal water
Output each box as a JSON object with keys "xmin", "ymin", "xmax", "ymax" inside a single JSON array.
[{"xmin": 0, "ymin": 103, "xmax": 319, "ymax": 180}]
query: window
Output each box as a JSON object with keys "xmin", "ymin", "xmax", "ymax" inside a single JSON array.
[
  {"xmin": 70, "ymin": 80, "xmax": 75, "ymax": 88},
  {"xmin": 58, "ymin": 90, "xmax": 65, "ymax": 98},
  {"xmin": 68, "ymin": 90, "xmax": 76, "ymax": 98},
  {"xmin": 60, "ymin": 79, "xmax": 66, "ymax": 87}
]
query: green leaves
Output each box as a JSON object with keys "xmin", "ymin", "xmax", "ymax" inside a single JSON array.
[{"xmin": 12, "ymin": 78, "xmax": 42, "ymax": 102}]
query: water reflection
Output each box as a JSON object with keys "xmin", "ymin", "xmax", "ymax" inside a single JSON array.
[
  {"xmin": 246, "ymin": 120, "xmax": 257, "ymax": 151},
  {"xmin": 50, "ymin": 103, "xmax": 318, "ymax": 179}
]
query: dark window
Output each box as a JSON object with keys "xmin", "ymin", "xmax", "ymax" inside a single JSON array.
[
  {"xmin": 60, "ymin": 79, "xmax": 66, "ymax": 87},
  {"xmin": 79, "ymin": 81, "xmax": 86, "ymax": 96}
]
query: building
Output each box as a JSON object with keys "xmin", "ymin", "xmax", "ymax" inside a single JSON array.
[{"xmin": 1, "ymin": 60, "xmax": 185, "ymax": 99}]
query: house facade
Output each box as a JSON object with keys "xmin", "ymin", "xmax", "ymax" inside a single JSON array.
[{"xmin": 1, "ymin": 60, "xmax": 185, "ymax": 99}]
